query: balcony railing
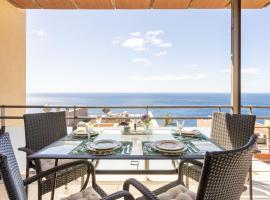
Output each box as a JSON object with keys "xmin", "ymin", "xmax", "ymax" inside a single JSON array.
[
  {"xmin": 1, "ymin": 104, "xmax": 270, "ymax": 127},
  {"xmin": 1, "ymin": 104, "xmax": 270, "ymax": 163},
  {"xmin": 0, "ymin": 102, "xmax": 270, "ymax": 198}
]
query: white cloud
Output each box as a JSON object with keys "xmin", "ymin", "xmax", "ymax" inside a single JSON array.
[
  {"xmin": 145, "ymin": 30, "xmax": 164, "ymax": 45},
  {"xmin": 113, "ymin": 30, "xmax": 172, "ymax": 52},
  {"xmin": 130, "ymin": 32, "xmax": 142, "ymax": 36},
  {"xmin": 134, "ymin": 47, "xmax": 146, "ymax": 51},
  {"xmin": 145, "ymin": 30, "xmax": 164, "ymax": 37},
  {"xmin": 32, "ymin": 29, "xmax": 45, "ymax": 38},
  {"xmin": 219, "ymin": 69, "xmax": 230, "ymax": 73},
  {"xmin": 153, "ymin": 51, "xmax": 167, "ymax": 56},
  {"xmin": 129, "ymin": 74, "xmax": 206, "ymax": 81},
  {"xmin": 158, "ymin": 43, "xmax": 173, "ymax": 48},
  {"xmin": 132, "ymin": 58, "xmax": 151, "ymax": 66},
  {"xmin": 112, "ymin": 39, "xmax": 120, "ymax": 44},
  {"xmin": 183, "ymin": 64, "xmax": 199, "ymax": 68},
  {"xmin": 242, "ymin": 68, "xmax": 261, "ymax": 75},
  {"xmin": 121, "ymin": 38, "xmax": 145, "ymax": 49},
  {"xmin": 149, "ymin": 37, "xmax": 163, "ymax": 45},
  {"xmin": 132, "ymin": 58, "xmax": 148, "ymax": 62}
]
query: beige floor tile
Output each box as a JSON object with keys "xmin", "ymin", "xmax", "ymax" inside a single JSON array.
[{"xmin": 1, "ymin": 166, "xmax": 270, "ymax": 200}]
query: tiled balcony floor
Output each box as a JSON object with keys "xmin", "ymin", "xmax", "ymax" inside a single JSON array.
[{"xmin": 1, "ymin": 161, "xmax": 270, "ymax": 200}]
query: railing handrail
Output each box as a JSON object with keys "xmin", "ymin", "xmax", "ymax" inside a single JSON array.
[
  {"xmin": 1, "ymin": 104, "xmax": 270, "ymax": 109},
  {"xmin": 2, "ymin": 116, "xmax": 270, "ymax": 120},
  {"xmin": 1, "ymin": 104, "xmax": 233, "ymax": 109},
  {"xmin": 2, "ymin": 104, "xmax": 270, "ymax": 120},
  {"xmin": 242, "ymin": 105, "xmax": 270, "ymax": 109}
]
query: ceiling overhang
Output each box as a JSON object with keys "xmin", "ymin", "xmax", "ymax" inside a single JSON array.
[{"xmin": 8, "ymin": 0, "xmax": 270, "ymax": 9}]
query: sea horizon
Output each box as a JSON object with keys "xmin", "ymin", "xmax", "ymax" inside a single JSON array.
[
  {"xmin": 26, "ymin": 93, "xmax": 270, "ymax": 126},
  {"xmin": 27, "ymin": 93, "xmax": 270, "ymax": 106}
]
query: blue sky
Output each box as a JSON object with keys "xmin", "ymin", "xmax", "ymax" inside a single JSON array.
[{"xmin": 27, "ymin": 8, "xmax": 270, "ymax": 93}]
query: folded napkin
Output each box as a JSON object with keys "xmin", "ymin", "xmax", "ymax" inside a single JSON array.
[
  {"xmin": 191, "ymin": 141, "xmax": 221, "ymax": 152},
  {"xmin": 73, "ymin": 128, "xmax": 87, "ymax": 135},
  {"xmin": 181, "ymin": 129, "xmax": 200, "ymax": 136}
]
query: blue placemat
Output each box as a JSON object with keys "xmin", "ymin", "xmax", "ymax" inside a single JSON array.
[
  {"xmin": 69, "ymin": 140, "xmax": 133, "ymax": 155},
  {"xmin": 141, "ymin": 141, "xmax": 198, "ymax": 156}
]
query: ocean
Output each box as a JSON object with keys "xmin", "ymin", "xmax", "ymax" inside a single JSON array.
[{"xmin": 27, "ymin": 93, "xmax": 270, "ymax": 126}]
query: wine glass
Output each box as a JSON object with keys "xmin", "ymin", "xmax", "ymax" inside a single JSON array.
[
  {"xmin": 86, "ymin": 123, "xmax": 94, "ymax": 142},
  {"xmin": 95, "ymin": 115, "xmax": 102, "ymax": 131},
  {"xmin": 176, "ymin": 120, "xmax": 185, "ymax": 134}
]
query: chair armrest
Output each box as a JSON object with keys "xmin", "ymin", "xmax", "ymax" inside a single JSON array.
[
  {"xmin": 123, "ymin": 178, "xmax": 159, "ymax": 200},
  {"xmin": 102, "ymin": 191, "xmax": 135, "ymax": 200},
  {"xmin": 179, "ymin": 159, "xmax": 203, "ymax": 168},
  {"xmin": 18, "ymin": 147, "xmax": 34, "ymax": 155},
  {"xmin": 178, "ymin": 159, "xmax": 203, "ymax": 182},
  {"xmin": 23, "ymin": 160, "xmax": 93, "ymax": 186},
  {"xmin": 253, "ymin": 149, "xmax": 261, "ymax": 154}
]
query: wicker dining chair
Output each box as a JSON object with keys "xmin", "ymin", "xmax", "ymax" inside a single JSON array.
[
  {"xmin": 0, "ymin": 132, "xmax": 135, "ymax": 200},
  {"xmin": 123, "ymin": 134, "xmax": 257, "ymax": 200},
  {"xmin": 19, "ymin": 111, "xmax": 91, "ymax": 200},
  {"xmin": 179, "ymin": 112, "xmax": 256, "ymax": 186}
]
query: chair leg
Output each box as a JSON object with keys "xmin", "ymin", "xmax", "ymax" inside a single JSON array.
[
  {"xmin": 80, "ymin": 166, "xmax": 91, "ymax": 191},
  {"xmin": 182, "ymin": 162, "xmax": 190, "ymax": 189},
  {"xmin": 38, "ymin": 181, "xmax": 42, "ymax": 200},
  {"xmin": 145, "ymin": 160, "xmax": 150, "ymax": 181},
  {"xmin": 50, "ymin": 182, "xmax": 56, "ymax": 200},
  {"xmin": 81, "ymin": 175, "xmax": 85, "ymax": 190},
  {"xmin": 249, "ymin": 165, "xmax": 253, "ymax": 200},
  {"xmin": 185, "ymin": 176, "xmax": 190, "ymax": 189},
  {"xmin": 38, "ymin": 191, "xmax": 42, "ymax": 200},
  {"xmin": 171, "ymin": 160, "xmax": 177, "ymax": 169},
  {"xmin": 50, "ymin": 159, "xmax": 58, "ymax": 200},
  {"xmin": 25, "ymin": 162, "xmax": 30, "ymax": 198},
  {"xmin": 94, "ymin": 159, "xmax": 100, "ymax": 168}
]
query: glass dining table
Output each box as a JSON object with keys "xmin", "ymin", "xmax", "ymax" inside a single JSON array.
[{"xmin": 29, "ymin": 127, "xmax": 224, "ymax": 175}]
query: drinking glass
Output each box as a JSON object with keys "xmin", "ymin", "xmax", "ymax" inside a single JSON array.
[
  {"xmin": 87, "ymin": 123, "xmax": 94, "ymax": 142},
  {"xmin": 96, "ymin": 115, "xmax": 102, "ymax": 130},
  {"xmin": 176, "ymin": 120, "xmax": 185, "ymax": 134}
]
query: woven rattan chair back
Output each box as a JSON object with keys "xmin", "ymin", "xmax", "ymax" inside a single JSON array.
[
  {"xmin": 23, "ymin": 111, "xmax": 67, "ymax": 152},
  {"xmin": 211, "ymin": 112, "xmax": 256, "ymax": 150},
  {"xmin": 0, "ymin": 133, "xmax": 26, "ymax": 200},
  {"xmin": 196, "ymin": 134, "xmax": 257, "ymax": 200}
]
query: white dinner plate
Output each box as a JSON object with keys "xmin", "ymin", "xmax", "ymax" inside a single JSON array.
[
  {"xmin": 89, "ymin": 139, "xmax": 121, "ymax": 150},
  {"xmin": 151, "ymin": 143, "xmax": 187, "ymax": 154},
  {"xmin": 153, "ymin": 140, "xmax": 186, "ymax": 151},
  {"xmin": 73, "ymin": 129, "xmax": 87, "ymax": 135},
  {"xmin": 181, "ymin": 130, "xmax": 200, "ymax": 137},
  {"xmin": 72, "ymin": 129, "xmax": 99, "ymax": 138}
]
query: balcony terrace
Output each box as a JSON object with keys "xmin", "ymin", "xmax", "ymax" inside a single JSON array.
[
  {"xmin": 1, "ymin": 105, "xmax": 270, "ymax": 199},
  {"xmin": 1, "ymin": 0, "xmax": 270, "ymax": 199}
]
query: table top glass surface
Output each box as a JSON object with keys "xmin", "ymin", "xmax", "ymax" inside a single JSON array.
[{"xmin": 29, "ymin": 127, "xmax": 223, "ymax": 160}]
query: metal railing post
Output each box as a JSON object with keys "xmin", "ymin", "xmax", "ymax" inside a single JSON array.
[
  {"xmin": 249, "ymin": 106, "xmax": 253, "ymax": 115},
  {"xmin": 264, "ymin": 120, "xmax": 270, "ymax": 153},
  {"xmin": 73, "ymin": 105, "xmax": 76, "ymax": 131},
  {"xmin": 0, "ymin": 105, "xmax": 5, "ymax": 134}
]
